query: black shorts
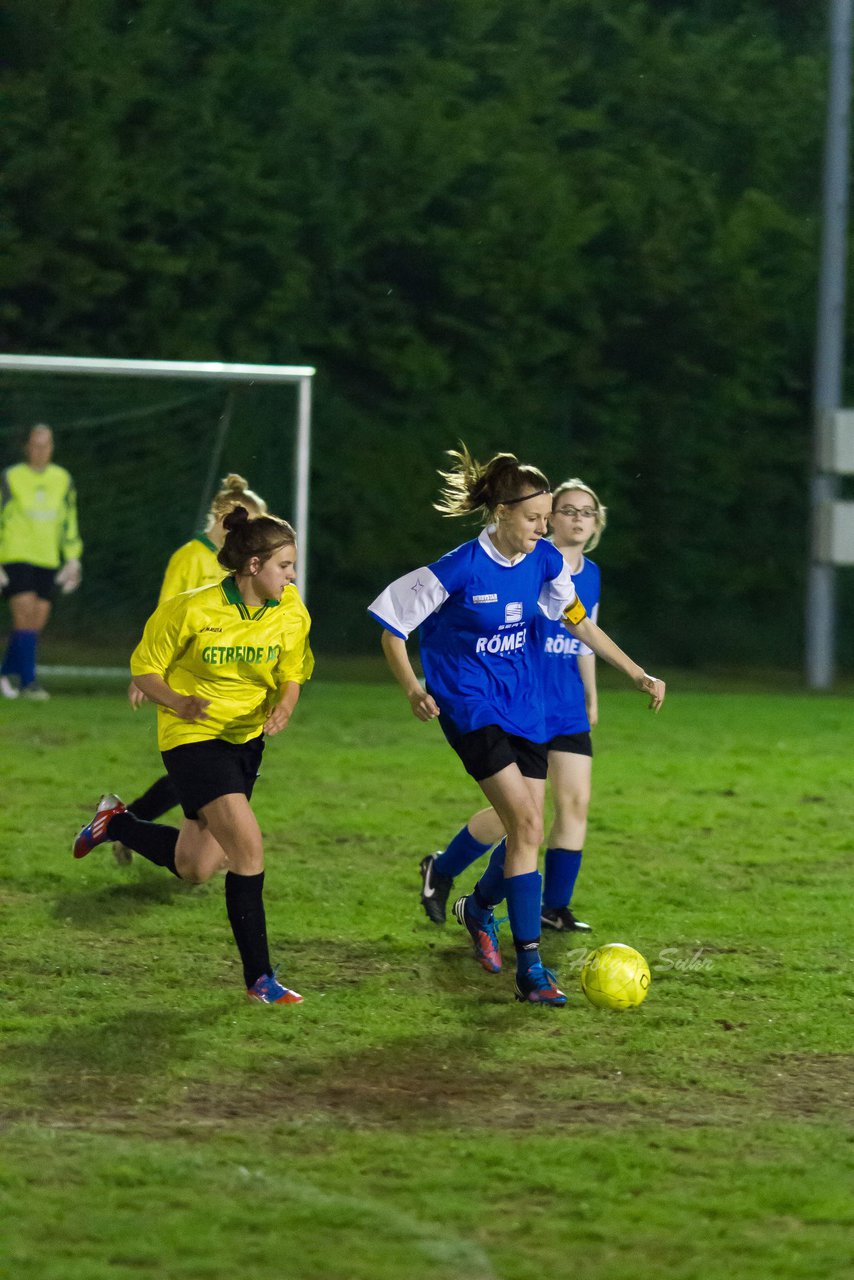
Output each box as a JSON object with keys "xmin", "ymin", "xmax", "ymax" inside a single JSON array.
[
  {"xmin": 161, "ymin": 734, "xmax": 265, "ymax": 820},
  {"xmin": 2, "ymin": 562, "xmax": 57, "ymax": 602},
  {"xmin": 547, "ymin": 730, "xmax": 593, "ymax": 757},
  {"xmin": 444, "ymin": 722, "xmax": 549, "ymax": 783}
]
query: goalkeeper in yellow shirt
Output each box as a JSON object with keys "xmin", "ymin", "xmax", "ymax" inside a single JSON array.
[
  {"xmin": 73, "ymin": 506, "xmax": 314, "ymax": 1006},
  {"xmin": 0, "ymin": 424, "xmax": 82, "ymax": 700}
]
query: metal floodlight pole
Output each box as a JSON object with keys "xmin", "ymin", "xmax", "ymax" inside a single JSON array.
[{"xmin": 806, "ymin": 0, "xmax": 853, "ymax": 690}]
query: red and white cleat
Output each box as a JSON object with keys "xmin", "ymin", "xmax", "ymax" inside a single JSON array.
[{"xmin": 72, "ymin": 793, "xmax": 126, "ymax": 859}]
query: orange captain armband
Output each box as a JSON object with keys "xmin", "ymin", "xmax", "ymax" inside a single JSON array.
[{"xmin": 561, "ymin": 597, "xmax": 587, "ymax": 627}]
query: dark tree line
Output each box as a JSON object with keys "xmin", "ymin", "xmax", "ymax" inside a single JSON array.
[{"xmin": 1, "ymin": 1, "xmax": 844, "ymax": 664}]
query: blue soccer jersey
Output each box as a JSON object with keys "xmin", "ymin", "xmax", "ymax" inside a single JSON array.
[
  {"xmin": 368, "ymin": 528, "xmax": 578, "ymax": 742},
  {"xmin": 534, "ymin": 555, "xmax": 601, "ymax": 739}
]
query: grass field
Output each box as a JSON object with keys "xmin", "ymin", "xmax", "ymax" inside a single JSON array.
[{"xmin": 1, "ymin": 667, "xmax": 852, "ymax": 1279}]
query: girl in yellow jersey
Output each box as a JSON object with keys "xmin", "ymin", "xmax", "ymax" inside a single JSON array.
[
  {"xmin": 115, "ymin": 474, "xmax": 267, "ymax": 863},
  {"xmin": 73, "ymin": 507, "xmax": 314, "ymax": 1006}
]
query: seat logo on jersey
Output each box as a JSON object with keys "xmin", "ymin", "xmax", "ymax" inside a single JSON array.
[
  {"xmin": 505, "ymin": 601, "xmax": 523, "ymax": 624},
  {"xmin": 472, "ymin": 593, "xmax": 498, "ymax": 604}
]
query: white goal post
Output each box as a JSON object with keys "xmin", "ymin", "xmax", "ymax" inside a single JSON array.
[{"xmin": 0, "ymin": 353, "xmax": 316, "ymax": 599}]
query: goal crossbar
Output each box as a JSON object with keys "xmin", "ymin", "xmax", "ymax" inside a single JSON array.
[
  {"xmin": 0, "ymin": 354, "xmax": 315, "ymax": 382},
  {"xmin": 0, "ymin": 353, "xmax": 316, "ymax": 600}
]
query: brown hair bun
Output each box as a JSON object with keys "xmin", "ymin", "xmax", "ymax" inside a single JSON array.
[{"xmin": 222, "ymin": 505, "xmax": 250, "ymax": 532}]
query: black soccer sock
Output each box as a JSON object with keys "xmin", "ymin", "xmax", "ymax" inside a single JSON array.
[
  {"xmin": 225, "ymin": 870, "xmax": 272, "ymax": 989},
  {"xmin": 107, "ymin": 811, "xmax": 180, "ymax": 878},
  {"xmin": 127, "ymin": 775, "xmax": 180, "ymax": 822}
]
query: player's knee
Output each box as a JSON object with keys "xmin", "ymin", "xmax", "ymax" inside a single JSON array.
[
  {"xmin": 177, "ymin": 861, "xmax": 213, "ymax": 885},
  {"xmin": 469, "ymin": 809, "xmax": 505, "ymax": 845},
  {"xmin": 557, "ymin": 788, "xmax": 589, "ymax": 822},
  {"xmin": 515, "ymin": 810, "xmax": 544, "ymax": 849},
  {"xmin": 175, "ymin": 845, "xmax": 219, "ymax": 884}
]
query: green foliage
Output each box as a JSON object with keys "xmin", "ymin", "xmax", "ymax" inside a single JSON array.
[
  {"xmin": 0, "ymin": 679, "xmax": 852, "ymax": 1277},
  {"xmin": 0, "ymin": 2, "xmax": 836, "ymax": 662}
]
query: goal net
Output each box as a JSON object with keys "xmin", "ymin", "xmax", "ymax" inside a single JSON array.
[{"xmin": 0, "ymin": 355, "xmax": 314, "ymax": 672}]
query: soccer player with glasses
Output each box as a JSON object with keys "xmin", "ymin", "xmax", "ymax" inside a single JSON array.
[
  {"xmin": 370, "ymin": 447, "xmax": 663, "ymax": 1006},
  {"xmin": 421, "ymin": 479, "xmax": 611, "ymax": 938}
]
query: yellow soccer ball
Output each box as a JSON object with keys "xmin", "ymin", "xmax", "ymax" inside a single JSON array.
[{"xmin": 580, "ymin": 943, "xmax": 651, "ymax": 1010}]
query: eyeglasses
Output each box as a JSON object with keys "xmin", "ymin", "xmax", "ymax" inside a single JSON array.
[{"xmin": 554, "ymin": 505, "xmax": 597, "ymax": 519}]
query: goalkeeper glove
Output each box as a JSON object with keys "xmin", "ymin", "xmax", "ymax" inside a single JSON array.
[{"xmin": 55, "ymin": 559, "xmax": 82, "ymax": 594}]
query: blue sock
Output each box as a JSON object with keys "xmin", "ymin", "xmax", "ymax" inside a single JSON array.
[
  {"xmin": 1, "ymin": 630, "xmax": 22, "ymax": 677},
  {"xmin": 18, "ymin": 630, "xmax": 38, "ymax": 688},
  {"xmin": 543, "ymin": 848, "xmax": 583, "ymax": 909},
  {"xmin": 473, "ymin": 838, "xmax": 507, "ymax": 910},
  {"xmin": 515, "ymin": 943, "xmax": 542, "ymax": 976},
  {"xmin": 505, "ymin": 870, "xmax": 543, "ymax": 972},
  {"xmin": 434, "ymin": 824, "xmax": 492, "ymax": 877}
]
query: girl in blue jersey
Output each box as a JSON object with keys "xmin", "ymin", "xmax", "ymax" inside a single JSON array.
[
  {"xmin": 535, "ymin": 479, "xmax": 605, "ymax": 930},
  {"xmin": 422, "ymin": 479, "xmax": 607, "ymax": 936},
  {"xmin": 369, "ymin": 448, "xmax": 664, "ymax": 1006}
]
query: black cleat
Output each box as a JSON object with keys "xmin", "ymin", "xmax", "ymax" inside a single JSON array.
[
  {"xmin": 420, "ymin": 853, "xmax": 454, "ymax": 925},
  {"xmin": 541, "ymin": 906, "xmax": 592, "ymax": 933}
]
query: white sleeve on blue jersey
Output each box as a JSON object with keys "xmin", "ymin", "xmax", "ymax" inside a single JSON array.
[
  {"xmin": 537, "ymin": 557, "xmax": 577, "ymax": 620},
  {"xmin": 576, "ymin": 601, "xmax": 599, "ymax": 656},
  {"xmin": 368, "ymin": 567, "xmax": 449, "ymax": 640}
]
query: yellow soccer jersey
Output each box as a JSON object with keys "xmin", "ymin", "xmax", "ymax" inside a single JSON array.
[
  {"xmin": 158, "ymin": 534, "xmax": 224, "ymax": 605},
  {"xmin": 0, "ymin": 462, "xmax": 82, "ymax": 568},
  {"xmin": 130, "ymin": 576, "xmax": 314, "ymax": 750}
]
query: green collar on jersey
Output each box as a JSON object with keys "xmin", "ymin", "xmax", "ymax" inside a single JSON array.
[
  {"xmin": 220, "ymin": 574, "xmax": 279, "ymax": 614},
  {"xmin": 193, "ymin": 531, "xmax": 218, "ymax": 553}
]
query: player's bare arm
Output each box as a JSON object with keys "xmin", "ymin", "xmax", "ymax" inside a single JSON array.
[
  {"xmin": 127, "ymin": 678, "xmax": 147, "ymax": 710},
  {"xmin": 564, "ymin": 614, "xmax": 665, "ymax": 712},
  {"xmin": 380, "ymin": 630, "xmax": 440, "ymax": 721},
  {"xmin": 577, "ymin": 652, "xmax": 599, "ymax": 727},
  {"xmin": 132, "ymin": 672, "xmax": 211, "ymax": 722},
  {"xmin": 264, "ymin": 681, "xmax": 301, "ymax": 736}
]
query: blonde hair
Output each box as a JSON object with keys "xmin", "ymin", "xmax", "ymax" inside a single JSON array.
[
  {"xmin": 206, "ymin": 473, "xmax": 267, "ymax": 529},
  {"xmin": 434, "ymin": 444, "xmax": 550, "ymax": 522},
  {"xmin": 552, "ymin": 478, "xmax": 607, "ymax": 553}
]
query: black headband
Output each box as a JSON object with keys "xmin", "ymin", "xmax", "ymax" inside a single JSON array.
[{"xmin": 500, "ymin": 487, "xmax": 551, "ymax": 505}]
